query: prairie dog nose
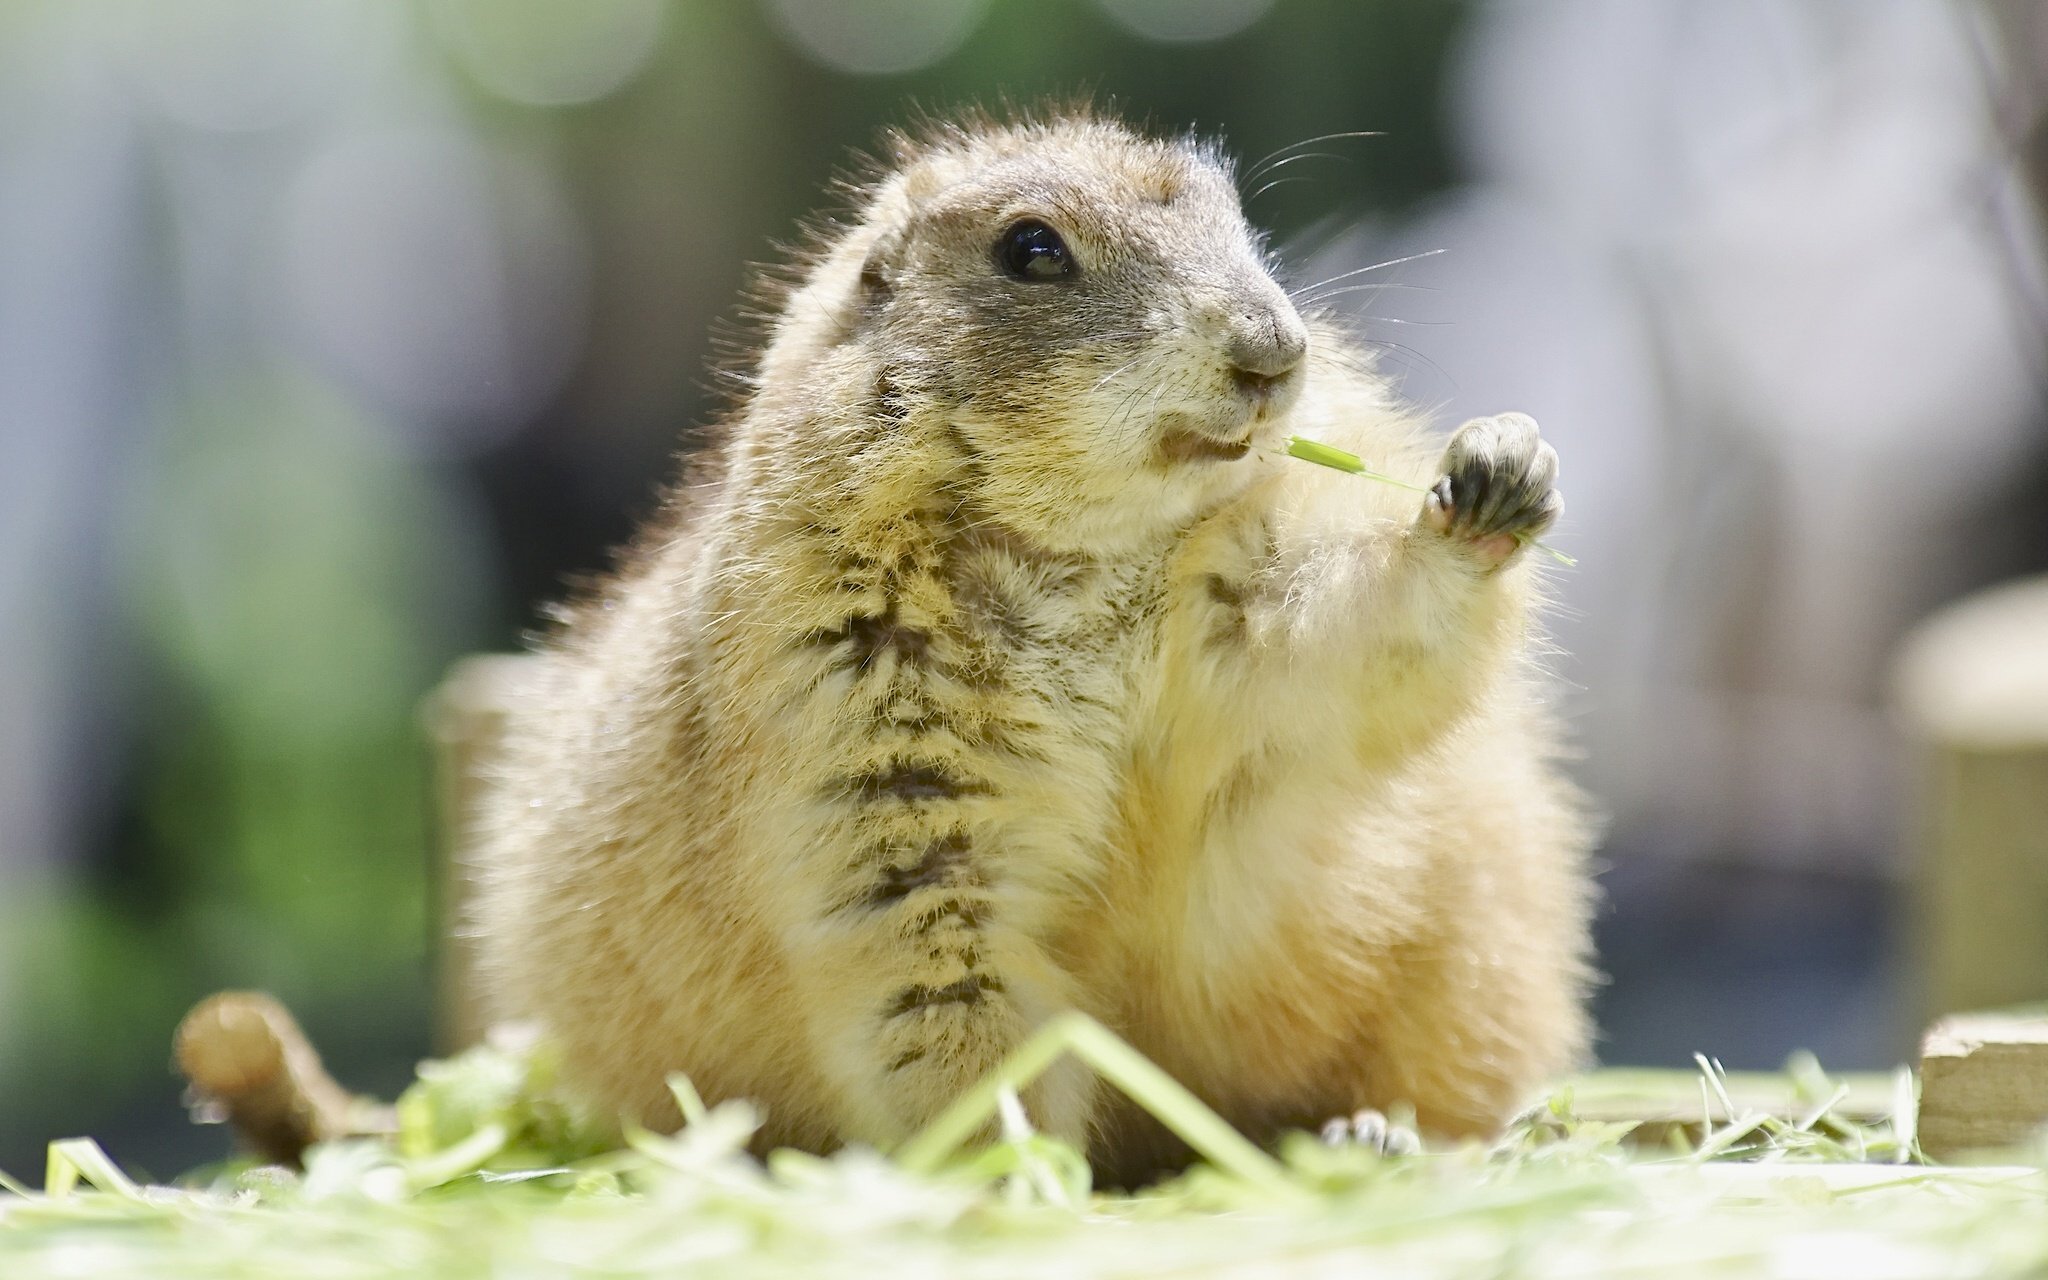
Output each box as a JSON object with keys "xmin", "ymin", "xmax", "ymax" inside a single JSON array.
[{"xmin": 1224, "ymin": 309, "xmax": 1308, "ymax": 382}]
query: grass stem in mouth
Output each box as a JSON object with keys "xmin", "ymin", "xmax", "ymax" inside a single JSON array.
[{"xmin": 1281, "ymin": 435, "xmax": 1579, "ymax": 567}]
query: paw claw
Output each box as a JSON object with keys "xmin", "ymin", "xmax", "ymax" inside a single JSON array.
[{"xmin": 1423, "ymin": 478, "xmax": 1456, "ymax": 534}]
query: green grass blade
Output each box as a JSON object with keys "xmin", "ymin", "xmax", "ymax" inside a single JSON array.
[
  {"xmin": 1693, "ymin": 1054, "xmax": 1736, "ymax": 1120},
  {"xmin": 405, "ymin": 1121, "xmax": 509, "ymax": 1190},
  {"xmin": 667, "ymin": 1073, "xmax": 710, "ymax": 1127},
  {"xmin": 1692, "ymin": 1113, "xmax": 1769, "ymax": 1160},
  {"xmin": 1283, "ymin": 436, "xmax": 1424, "ymax": 491},
  {"xmin": 1792, "ymin": 1084, "xmax": 1851, "ymax": 1134},
  {"xmin": 43, "ymin": 1138, "xmax": 144, "ymax": 1202},
  {"xmin": 1059, "ymin": 1015, "xmax": 1295, "ymax": 1195},
  {"xmin": 893, "ymin": 1017, "xmax": 1086, "ymax": 1175},
  {"xmin": 894, "ymin": 1012, "xmax": 1294, "ymax": 1196},
  {"xmin": 1892, "ymin": 1066, "xmax": 1920, "ymax": 1164}
]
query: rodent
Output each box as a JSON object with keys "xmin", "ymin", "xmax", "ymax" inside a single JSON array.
[{"xmin": 470, "ymin": 108, "xmax": 1595, "ymax": 1184}]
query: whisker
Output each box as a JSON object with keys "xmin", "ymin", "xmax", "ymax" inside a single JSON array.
[
  {"xmin": 1091, "ymin": 354, "xmax": 1147, "ymax": 394},
  {"xmin": 1248, "ymin": 174, "xmax": 1317, "ymax": 203},
  {"xmin": 1307, "ymin": 349, "xmax": 1380, "ymax": 378},
  {"xmin": 1240, "ymin": 130, "xmax": 1385, "ymax": 187},
  {"xmin": 1305, "ymin": 284, "xmax": 1456, "ymax": 313},
  {"xmin": 1283, "ymin": 280, "xmax": 1435, "ymax": 300},
  {"xmin": 1350, "ymin": 314, "xmax": 1449, "ymax": 327},
  {"xmin": 1288, "ymin": 248, "xmax": 1446, "ymax": 301},
  {"xmin": 1352, "ymin": 337, "xmax": 1456, "ymax": 386},
  {"xmin": 1108, "ymin": 371, "xmax": 1158, "ymax": 434},
  {"xmin": 1241, "ymin": 149, "xmax": 1347, "ymax": 193}
]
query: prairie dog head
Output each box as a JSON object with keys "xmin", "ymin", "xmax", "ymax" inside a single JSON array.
[{"xmin": 758, "ymin": 114, "xmax": 1310, "ymax": 555}]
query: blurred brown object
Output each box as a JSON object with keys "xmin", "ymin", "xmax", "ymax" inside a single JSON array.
[
  {"xmin": 173, "ymin": 991, "xmax": 392, "ymax": 1166},
  {"xmin": 1918, "ymin": 1010, "xmax": 2048, "ymax": 1159},
  {"xmin": 1892, "ymin": 576, "xmax": 2048, "ymax": 1027},
  {"xmin": 422, "ymin": 653, "xmax": 547, "ymax": 1053}
]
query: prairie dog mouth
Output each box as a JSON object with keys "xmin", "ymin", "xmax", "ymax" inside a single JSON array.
[{"xmin": 1158, "ymin": 424, "xmax": 1252, "ymax": 463}]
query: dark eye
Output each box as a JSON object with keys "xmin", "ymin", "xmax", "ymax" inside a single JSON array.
[{"xmin": 996, "ymin": 219, "xmax": 1075, "ymax": 281}]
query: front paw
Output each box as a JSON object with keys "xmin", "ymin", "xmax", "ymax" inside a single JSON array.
[{"xmin": 1422, "ymin": 412, "xmax": 1561, "ymax": 568}]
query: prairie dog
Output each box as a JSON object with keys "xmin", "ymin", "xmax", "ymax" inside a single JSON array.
[{"xmin": 472, "ymin": 110, "xmax": 1594, "ymax": 1182}]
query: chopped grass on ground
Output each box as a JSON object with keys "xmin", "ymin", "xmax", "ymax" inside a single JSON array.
[{"xmin": 3, "ymin": 1015, "xmax": 2045, "ymax": 1279}]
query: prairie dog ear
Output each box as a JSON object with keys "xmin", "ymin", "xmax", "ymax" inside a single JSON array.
[
  {"xmin": 854, "ymin": 170, "xmax": 932, "ymax": 306},
  {"xmin": 858, "ymin": 221, "xmax": 909, "ymax": 303}
]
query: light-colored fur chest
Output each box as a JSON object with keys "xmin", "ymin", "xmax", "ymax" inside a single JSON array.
[{"xmin": 719, "ymin": 509, "xmax": 1171, "ymax": 948}]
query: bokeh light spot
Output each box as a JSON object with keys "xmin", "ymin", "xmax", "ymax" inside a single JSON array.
[
  {"xmin": 111, "ymin": 0, "xmax": 376, "ymax": 132},
  {"xmin": 763, "ymin": 0, "xmax": 989, "ymax": 76},
  {"xmin": 282, "ymin": 129, "xmax": 589, "ymax": 448},
  {"xmin": 1094, "ymin": 0, "xmax": 1275, "ymax": 44},
  {"xmin": 428, "ymin": 0, "xmax": 665, "ymax": 107}
]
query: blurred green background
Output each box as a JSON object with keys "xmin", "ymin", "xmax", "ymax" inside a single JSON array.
[{"xmin": 3, "ymin": 0, "xmax": 2044, "ymax": 1180}]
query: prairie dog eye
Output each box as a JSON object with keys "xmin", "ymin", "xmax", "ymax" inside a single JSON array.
[{"xmin": 996, "ymin": 219, "xmax": 1075, "ymax": 281}]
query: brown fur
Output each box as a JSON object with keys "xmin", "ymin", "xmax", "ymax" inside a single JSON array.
[{"xmin": 469, "ymin": 108, "xmax": 1595, "ymax": 1183}]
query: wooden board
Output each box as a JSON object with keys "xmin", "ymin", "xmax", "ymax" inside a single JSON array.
[{"xmin": 1918, "ymin": 1009, "xmax": 2048, "ymax": 1159}]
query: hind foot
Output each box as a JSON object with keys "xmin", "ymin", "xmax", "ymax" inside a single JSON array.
[{"xmin": 1319, "ymin": 1108, "xmax": 1423, "ymax": 1156}]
